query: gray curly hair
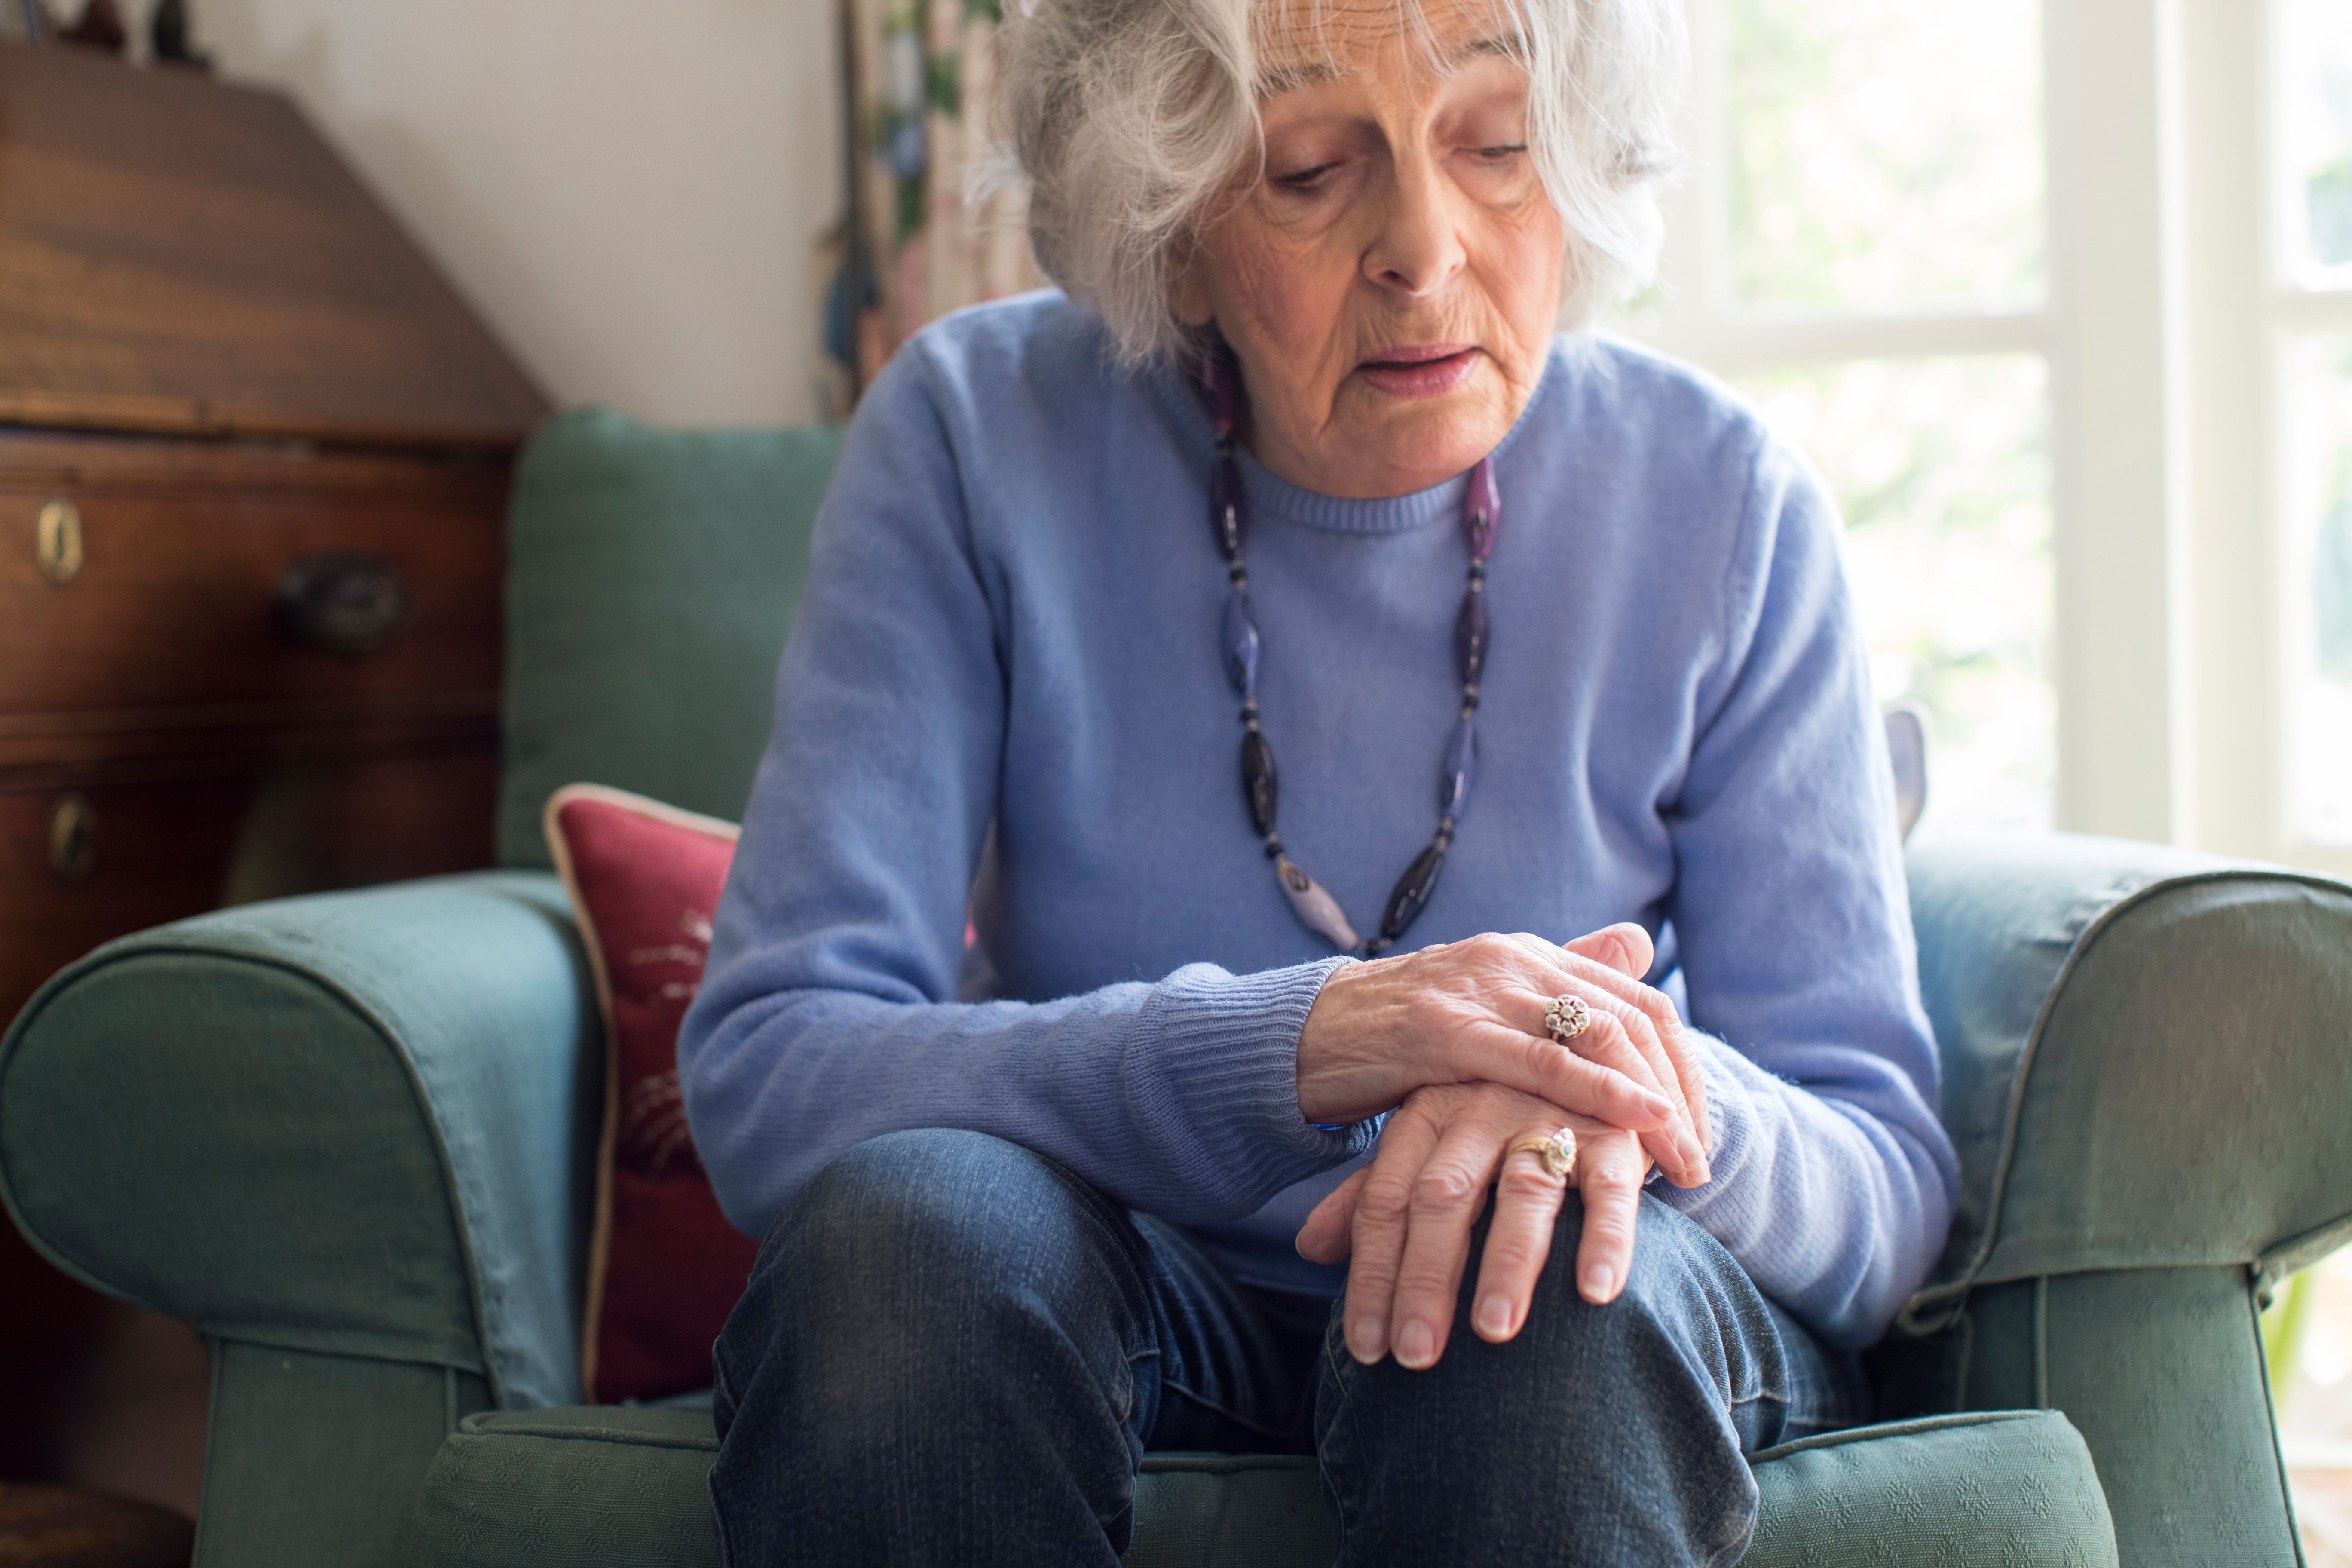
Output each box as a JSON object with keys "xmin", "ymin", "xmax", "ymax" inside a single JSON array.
[{"xmin": 992, "ymin": 0, "xmax": 1686, "ymax": 366}]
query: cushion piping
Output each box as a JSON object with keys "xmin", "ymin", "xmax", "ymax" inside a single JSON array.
[
  {"xmin": 1747, "ymin": 1407, "xmax": 2047, "ymax": 1466},
  {"xmin": 454, "ymin": 1419, "xmax": 718, "ymax": 1454}
]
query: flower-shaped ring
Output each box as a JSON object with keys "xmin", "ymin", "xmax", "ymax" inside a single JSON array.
[{"xmin": 1544, "ymin": 994, "xmax": 1592, "ymax": 1044}]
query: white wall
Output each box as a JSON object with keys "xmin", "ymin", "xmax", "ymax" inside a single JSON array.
[{"xmin": 184, "ymin": 0, "xmax": 842, "ymax": 426}]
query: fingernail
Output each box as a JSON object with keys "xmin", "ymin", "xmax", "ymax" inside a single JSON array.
[
  {"xmin": 1395, "ymin": 1320, "xmax": 1436, "ymax": 1369},
  {"xmin": 1639, "ymin": 1090, "xmax": 1674, "ymax": 1121},
  {"xmin": 1350, "ymin": 1317, "xmax": 1387, "ymax": 1363},
  {"xmin": 1583, "ymin": 1263, "xmax": 1614, "ymax": 1299},
  {"xmin": 1690, "ymin": 1152, "xmax": 1712, "ymax": 1186},
  {"xmin": 1475, "ymin": 1293, "xmax": 1513, "ymax": 1339}
]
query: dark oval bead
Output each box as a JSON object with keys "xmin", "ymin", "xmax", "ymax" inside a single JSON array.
[
  {"xmin": 1212, "ymin": 455, "xmax": 1246, "ymax": 561},
  {"xmin": 1462, "ymin": 455, "xmax": 1500, "ymax": 561},
  {"xmin": 1454, "ymin": 588, "xmax": 1489, "ymax": 686},
  {"xmin": 1222, "ymin": 590, "xmax": 1260, "ymax": 696},
  {"xmin": 1440, "ymin": 714, "xmax": 1477, "ymax": 816},
  {"xmin": 1204, "ymin": 352, "xmax": 1241, "ymax": 438},
  {"xmin": 1241, "ymin": 729, "xmax": 1279, "ymax": 836},
  {"xmin": 1379, "ymin": 840, "xmax": 1447, "ymax": 943}
]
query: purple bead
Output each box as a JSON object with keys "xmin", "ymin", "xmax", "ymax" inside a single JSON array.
[
  {"xmin": 1241, "ymin": 729, "xmax": 1278, "ymax": 836},
  {"xmin": 1454, "ymin": 588, "xmax": 1488, "ymax": 686},
  {"xmin": 1212, "ymin": 454, "xmax": 1246, "ymax": 561},
  {"xmin": 1222, "ymin": 590, "xmax": 1259, "ymax": 696},
  {"xmin": 1463, "ymin": 456, "xmax": 1499, "ymax": 561},
  {"xmin": 1440, "ymin": 715, "xmax": 1476, "ymax": 816},
  {"xmin": 1276, "ymin": 856, "xmax": 1361, "ymax": 951}
]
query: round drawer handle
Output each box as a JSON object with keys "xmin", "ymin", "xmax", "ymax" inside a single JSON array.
[
  {"xmin": 37, "ymin": 497, "xmax": 83, "ymax": 584},
  {"xmin": 50, "ymin": 793, "xmax": 96, "ymax": 885},
  {"xmin": 274, "ymin": 551, "xmax": 413, "ymax": 655}
]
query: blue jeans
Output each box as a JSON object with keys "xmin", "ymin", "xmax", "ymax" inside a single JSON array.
[{"xmin": 709, "ymin": 1129, "xmax": 1866, "ymax": 1566}]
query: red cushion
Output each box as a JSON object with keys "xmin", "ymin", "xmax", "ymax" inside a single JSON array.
[{"xmin": 545, "ymin": 784, "xmax": 759, "ymax": 1404}]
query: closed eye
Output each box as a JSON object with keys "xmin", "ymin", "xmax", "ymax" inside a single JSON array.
[
  {"xmin": 1273, "ymin": 162, "xmax": 1341, "ymax": 190},
  {"xmin": 1473, "ymin": 143, "xmax": 1529, "ymax": 160}
]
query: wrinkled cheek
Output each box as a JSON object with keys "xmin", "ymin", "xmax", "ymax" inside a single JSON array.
[
  {"xmin": 1221, "ymin": 242, "xmax": 1346, "ymax": 389},
  {"xmin": 1485, "ymin": 217, "xmax": 1566, "ymax": 373}
]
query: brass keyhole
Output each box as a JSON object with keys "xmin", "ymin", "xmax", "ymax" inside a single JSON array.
[
  {"xmin": 37, "ymin": 498, "xmax": 83, "ymax": 585},
  {"xmin": 49, "ymin": 793, "xmax": 95, "ymax": 884}
]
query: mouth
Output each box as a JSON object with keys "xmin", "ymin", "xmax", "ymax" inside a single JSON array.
[{"xmin": 1355, "ymin": 343, "xmax": 1480, "ymax": 399}]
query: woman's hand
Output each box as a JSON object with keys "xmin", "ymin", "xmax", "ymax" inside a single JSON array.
[
  {"xmin": 1296, "ymin": 1081, "xmax": 1646, "ymax": 1369},
  {"xmin": 1296, "ymin": 925, "xmax": 1711, "ymax": 1188}
]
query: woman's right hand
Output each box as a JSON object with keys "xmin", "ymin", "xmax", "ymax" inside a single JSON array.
[
  {"xmin": 1296, "ymin": 1082, "xmax": 1647, "ymax": 1369},
  {"xmin": 1295, "ymin": 925, "xmax": 1712, "ymax": 1189}
]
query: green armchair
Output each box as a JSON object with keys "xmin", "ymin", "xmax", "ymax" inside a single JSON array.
[{"xmin": 5, "ymin": 409, "xmax": 2346, "ymax": 1568}]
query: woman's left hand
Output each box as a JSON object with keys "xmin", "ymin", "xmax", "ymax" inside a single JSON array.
[{"xmin": 1295, "ymin": 1081, "xmax": 1647, "ymax": 1371}]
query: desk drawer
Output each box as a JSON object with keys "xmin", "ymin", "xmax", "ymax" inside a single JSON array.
[
  {"xmin": 0, "ymin": 751, "xmax": 497, "ymax": 1028},
  {"xmin": 0, "ymin": 445, "xmax": 503, "ymax": 715}
]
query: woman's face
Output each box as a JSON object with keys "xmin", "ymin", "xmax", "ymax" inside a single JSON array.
[{"xmin": 1172, "ymin": 0, "xmax": 1565, "ymax": 499}]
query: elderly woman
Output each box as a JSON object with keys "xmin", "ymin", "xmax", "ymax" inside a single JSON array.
[{"xmin": 678, "ymin": 0, "xmax": 1958, "ymax": 1558}]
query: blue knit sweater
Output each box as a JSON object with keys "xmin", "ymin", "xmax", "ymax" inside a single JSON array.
[{"xmin": 678, "ymin": 292, "xmax": 1958, "ymax": 1349}]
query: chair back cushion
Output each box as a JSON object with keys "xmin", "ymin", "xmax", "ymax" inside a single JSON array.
[{"xmin": 498, "ymin": 407, "xmax": 842, "ymax": 870}]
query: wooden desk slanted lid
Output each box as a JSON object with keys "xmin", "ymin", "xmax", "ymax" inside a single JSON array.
[{"xmin": 0, "ymin": 39, "xmax": 545, "ymax": 447}]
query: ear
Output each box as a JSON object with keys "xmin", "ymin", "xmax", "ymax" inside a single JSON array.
[{"xmin": 1167, "ymin": 238, "xmax": 1216, "ymax": 328}]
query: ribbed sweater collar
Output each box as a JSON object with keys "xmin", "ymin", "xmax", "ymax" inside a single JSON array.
[{"xmin": 1143, "ymin": 342, "xmax": 1564, "ymax": 536}]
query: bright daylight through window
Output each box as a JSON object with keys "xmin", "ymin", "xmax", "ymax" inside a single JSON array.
[
  {"xmin": 1621, "ymin": 0, "xmax": 2054, "ymax": 832},
  {"xmin": 2273, "ymin": 15, "xmax": 2352, "ymax": 1555},
  {"xmin": 2285, "ymin": 0, "xmax": 2352, "ymax": 844}
]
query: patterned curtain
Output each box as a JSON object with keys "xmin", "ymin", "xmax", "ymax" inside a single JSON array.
[{"xmin": 822, "ymin": 0, "xmax": 1040, "ymax": 415}]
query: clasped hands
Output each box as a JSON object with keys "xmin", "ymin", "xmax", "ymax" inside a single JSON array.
[{"xmin": 1292, "ymin": 926, "xmax": 1712, "ymax": 1372}]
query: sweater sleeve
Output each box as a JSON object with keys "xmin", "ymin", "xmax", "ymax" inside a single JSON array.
[
  {"xmin": 1649, "ymin": 434, "xmax": 1960, "ymax": 1350},
  {"xmin": 676, "ymin": 349, "xmax": 1375, "ymax": 1245}
]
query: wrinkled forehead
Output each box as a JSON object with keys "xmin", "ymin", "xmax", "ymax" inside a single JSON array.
[{"xmin": 1253, "ymin": 0, "xmax": 1530, "ymax": 91}]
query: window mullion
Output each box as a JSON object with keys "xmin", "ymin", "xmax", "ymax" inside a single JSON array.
[
  {"xmin": 2178, "ymin": 0, "xmax": 2276, "ymax": 859},
  {"xmin": 2046, "ymin": 0, "xmax": 2196, "ymax": 842}
]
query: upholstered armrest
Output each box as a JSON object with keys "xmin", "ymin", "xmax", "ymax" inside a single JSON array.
[
  {"xmin": 0, "ymin": 871, "xmax": 598, "ymax": 1410},
  {"xmin": 1900, "ymin": 833, "xmax": 2352, "ymax": 1330}
]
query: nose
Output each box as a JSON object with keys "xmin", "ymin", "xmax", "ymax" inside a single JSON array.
[{"xmin": 1361, "ymin": 153, "xmax": 1466, "ymax": 298}]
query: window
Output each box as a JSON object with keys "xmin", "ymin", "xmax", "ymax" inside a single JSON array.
[
  {"xmin": 1632, "ymin": 0, "xmax": 2352, "ymax": 865},
  {"xmin": 1620, "ymin": 0, "xmax": 2054, "ymax": 834}
]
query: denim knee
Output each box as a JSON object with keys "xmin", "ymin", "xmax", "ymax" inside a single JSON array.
[
  {"xmin": 707, "ymin": 1133, "xmax": 1174, "ymax": 1562},
  {"xmin": 713, "ymin": 1129, "xmax": 1152, "ymax": 1440},
  {"xmin": 1316, "ymin": 1193, "xmax": 1779, "ymax": 1566},
  {"xmin": 1507, "ymin": 1191, "xmax": 1782, "ymax": 1411},
  {"xmin": 746, "ymin": 1130, "xmax": 1118, "ymax": 1297},
  {"xmin": 1338, "ymin": 1191, "xmax": 1774, "ymax": 1429}
]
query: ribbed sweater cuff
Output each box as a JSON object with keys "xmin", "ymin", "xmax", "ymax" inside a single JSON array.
[
  {"xmin": 1144, "ymin": 957, "xmax": 1377, "ymax": 1200},
  {"xmin": 1648, "ymin": 1032, "xmax": 1757, "ymax": 1221}
]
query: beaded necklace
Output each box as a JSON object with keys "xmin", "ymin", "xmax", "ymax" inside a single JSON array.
[{"xmin": 1203, "ymin": 349, "xmax": 1498, "ymax": 957}]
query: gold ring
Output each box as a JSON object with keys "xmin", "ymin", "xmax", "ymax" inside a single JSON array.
[
  {"xmin": 1507, "ymin": 1128, "xmax": 1577, "ymax": 1181},
  {"xmin": 1544, "ymin": 994, "xmax": 1592, "ymax": 1042}
]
